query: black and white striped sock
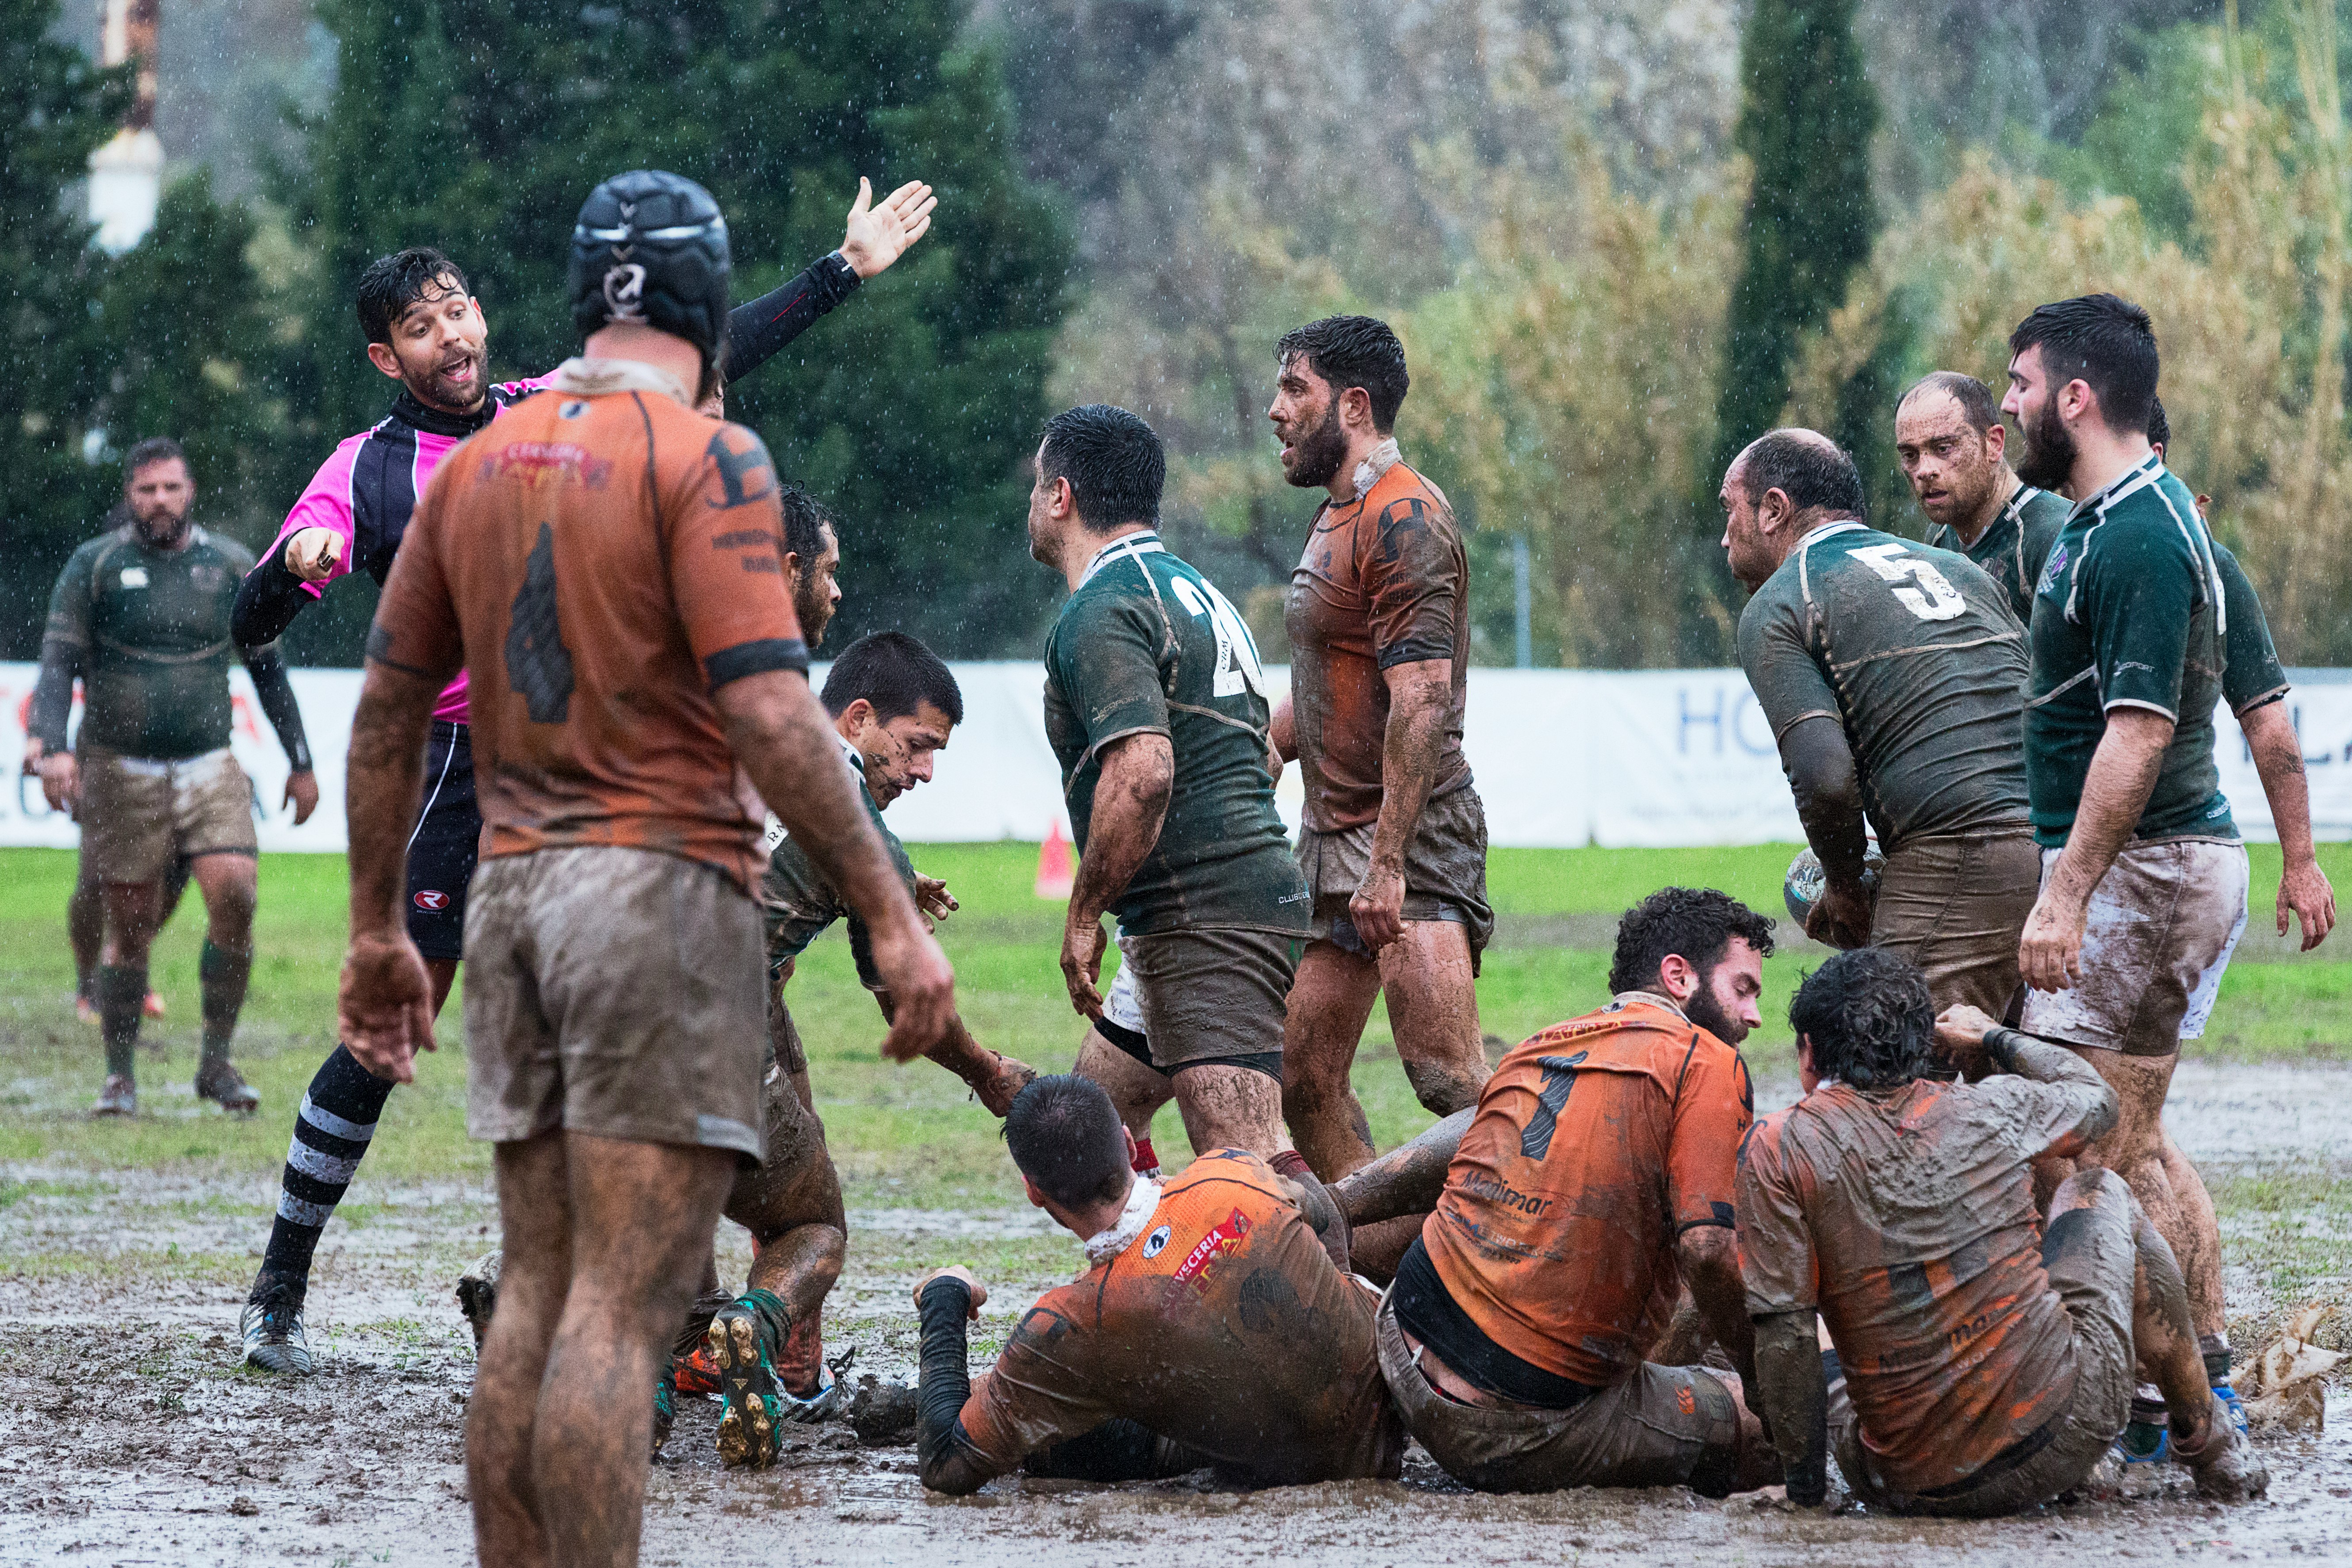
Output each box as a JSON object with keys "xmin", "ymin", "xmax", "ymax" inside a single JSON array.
[{"xmin": 251, "ymin": 1045, "xmax": 394, "ymax": 1301}]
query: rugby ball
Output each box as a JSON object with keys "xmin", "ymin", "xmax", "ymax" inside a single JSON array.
[{"xmin": 1782, "ymin": 844, "xmax": 1885, "ymax": 926}]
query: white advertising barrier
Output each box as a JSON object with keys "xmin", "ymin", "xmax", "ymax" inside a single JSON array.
[{"xmin": 4, "ymin": 661, "xmax": 2348, "ymax": 850}]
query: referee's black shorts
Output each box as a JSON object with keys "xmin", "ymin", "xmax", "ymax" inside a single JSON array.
[{"xmin": 405, "ymin": 720, "xmax": 479, "ymax": 962}]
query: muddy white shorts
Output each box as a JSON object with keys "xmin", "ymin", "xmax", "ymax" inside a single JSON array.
[{"xmin": 2022, "ymin": 838, "xmax": 2249, "ymax": 1058}]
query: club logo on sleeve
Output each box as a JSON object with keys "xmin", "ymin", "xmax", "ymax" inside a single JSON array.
[
  {"xmin": 1141, "ymin": 1224, "xmax": 1171, "ymax": 1259},
  {"xmin": 413, "ymin": 890, "xmax": 451, "ymax": 912}
]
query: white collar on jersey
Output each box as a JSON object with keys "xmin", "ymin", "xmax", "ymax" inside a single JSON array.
[
  {"xmin": 1345, "ymin": 436, "xmax": 1403, "ymax": 502},
  {"xmin": 2069, "ymin": 449, "xmax": 2166, "ymax": 520},
  {"xmin": 1609, "ymin": 989, "xmax": 1691, "ymax": 1022},
  {"xmin": 1078, "ymin": 528, "xmax": 1164, "ymax": 588},
  {"xmin": 1083, "ymin": 1174, "xmax": 1162, "ymax": 1266},
  {"xmin": 548, "ymin": 356, "xmax": 692, "ymax": 407},
  {"xmin": 1793, "ymin": 519, "xmax": 1866, "ymax": 551}
]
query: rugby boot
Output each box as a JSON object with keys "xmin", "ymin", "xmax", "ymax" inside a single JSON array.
[
  {"xmin": 709, "ymin": 1303, "xmax": 784, "ymax": 1468},
  {"xmin": 241, "ymin": 1278, "xmax": 315, "ymax": 1375},
  {"xmin": 670, "ymin": 1339, "xmax": 722, "ymax": 1397},
  {"xmin": 775, "ymin": 1312, "xmax": 844, "ymax": 1423},
  {"xmin": 2177, "ymin": 1392, "xmax": 2269, "ymax": 1503},
  {"xmin": 456, "ymin": 1251, "xmax": 502, "ymax": 1353},
  {"xmin": 145, "ymin": 990, "xmax": 167, "ymax": 1018},
  {"xmin": 2210, "ymin": 1377, "xmax": 2252, "ymax": 1437},
  {"xmin": 91, "ymin": 1074, "xmax": 137, "ymax": 1117},
  {"xmin": 195, "ymin": 1059, "xmax": 260, "ymax": 1114}
]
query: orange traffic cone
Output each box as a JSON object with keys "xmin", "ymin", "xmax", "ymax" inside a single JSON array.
[{"xmin": 1035, "ymin": 819, "xmax": 1075, "ymax": 900}]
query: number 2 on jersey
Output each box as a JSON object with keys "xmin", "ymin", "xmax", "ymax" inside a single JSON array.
[
  {"xmin": 1170, "ymin": 575, "xmax": 1267, "ymax": 697},
  {"xmin": 1850, "ymin": 543, "xmax": 1965, "ymax": 622}
]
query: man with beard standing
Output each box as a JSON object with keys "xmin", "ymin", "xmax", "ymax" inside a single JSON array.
[
  {"xmin": 2001, "ymin": 293, "xmax": 2251, "ymax": 1444},
  {"xmin": 1265, "ymin": 317, "xmax": 1491, "ymax": 1265},
  {"xmin": 1894, "ymin": 369, "xmax": 2071, "ymax": 623},
  {"xmin": 31, "ymin": 439, "xmax": 320, "ymax": 1116},
  {"xmin": 231, "ymin": 178, "xmax": 937, "ymax": 1374}
]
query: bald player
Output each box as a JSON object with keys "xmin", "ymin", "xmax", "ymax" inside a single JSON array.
[
  {"xmin": 1724, "ymin": 429, "xmax": 2039, "ymax": 1018},
  {"xmin": 1895, "ymin": 370, "xmax": 2071, "ymax": 623}
]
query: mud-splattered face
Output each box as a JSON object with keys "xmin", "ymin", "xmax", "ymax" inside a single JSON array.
[
  {"xmin": 1270, "ymin": 353, "xmax": 1350, "ymax": 489},
  {"xmin": 1896, "ymin": 389, "xmax": 2004, "ymax": 531},
  {"xmin": 853, "ymin": 700, "xmax": 954, "ymax": 808}
]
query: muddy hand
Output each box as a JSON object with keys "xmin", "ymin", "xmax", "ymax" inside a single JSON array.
[
  {"xmin": 1931, "ymin": 1004, "xmax": 2000, "ymax": 1073},
  {"xmin": 338, "ymin": 929, "xmax": 436, "ymax": 1083},
  {"xmin": 1348, "ymin": 862, "xmax": 1406, "ymax": 952},
  {"xmin": 2279, "ymin": 858, "xmax": 2336, "ymax": 952},
  {"xmin": 1805, "ymin": 881, "xmax": 1873, "ymax": 951},
  {"xmin": 2017, "ymin": 891, "xmax": 2086, "ymax": 994},
  {"xmin": 913, "ymin": 1266, "xmax": 987, "ymax": 1316},
  {"xmin": 283, "ymin": 769, "xmax": 320, "ymax": 826},
  {"xmin": 1060, "ymin": 913, "xmax": 1107, "ymax": 1019},
  {"xmin": 974, "ymin": 1052, "xmax": 1038, "ymax": 1118},
  {"xmin": 915, "ymin": 873, "xmax": 959, "ymax": 926}
]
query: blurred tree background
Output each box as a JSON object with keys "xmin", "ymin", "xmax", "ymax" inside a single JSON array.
[{"xmin": 7, "ymin": 0, "xmax": 2351, "ymax": 666}]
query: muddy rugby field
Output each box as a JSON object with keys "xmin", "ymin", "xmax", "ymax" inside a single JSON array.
[{"xmin": 4, "ymin": 845, "xmax": 2350, "ymax": 1565}]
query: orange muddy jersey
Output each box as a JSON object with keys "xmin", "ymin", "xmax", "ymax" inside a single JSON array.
[
  {"xmin": 371, "ymin": 364, "xmax": 805, "ymax": 894},
  {"xmin": 1737, "ymin": 1077, "xmax": 2099, "ymax": 1496},
  {"xmin": 955, "ymin": 1150, "xmax": 1402, "ymax": 1484},
  {"xmin": 1420, "ymin": 994, "xmax": 1753, "ymax": 1387},
  {"xmin": 1284, "ymin": 453, "xmax": 1472, "ymax": 832}
]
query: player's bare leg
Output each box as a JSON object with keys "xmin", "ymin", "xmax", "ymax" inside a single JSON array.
[
  {"xmin": 1280, "ymin": 941, "xmax": 1383, "ymax": 1176},
  {"xmin": 469, "ymin": 1130, "xmax": 733, "ymax": 1567},
  {"xmin": 187, "ymin": 850, "xmax": 261, "ymax": 1110},
  {"xmin": 1075, "ymin": 1026, "xmax": 1175, "ymax": 1172},
  {"xmin": 2157, "ymin": 1130, "xmax": 2228, "ymax": 1339},
  {"xmin": 90, "ymin": 878, "xmax": 164, "ymax": 1113},
  {"xmin": 1377, "ymin": 921, "xmax": 1487, "ymax": 1117}
]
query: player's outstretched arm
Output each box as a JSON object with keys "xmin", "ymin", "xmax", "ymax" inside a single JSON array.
[
  {"xmin": 839, "ymin": 177, "xmax": 935, "ymax": 279},
  {"xmin": 913, "ymin": 1267, "xmax": 999, "ymax": 1495},
  {"xmin": 872, "ymin": 987, "xmax": 1036, "ymax": 1117},
  {"xmin": 241, "ymin": 642, "xmax": 319, "ymax": 824},
  {"xmin": 1329, "ymin": 1106, "xmax": 1471, "ymax": 1229},
  {"xmin": 719, "ymin": 669, "xmax": 952, "ymax": 1062},
  {"xmin": 1752, "ymin": 1310, "xmax": 1831, "ymax": 1506},
  {"xmin": 1059, "ymin": 734, "xmax": 1173, "ymax": 1019},
  {"xmin": 716, "ymin": 178, "xmax": 937, "ymax": 387},
  {"xmin": 2240, "ymin": 701, "xmax": 2336, "ymax": 950}
]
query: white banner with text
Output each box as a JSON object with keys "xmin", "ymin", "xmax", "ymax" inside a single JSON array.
[{"xmin": 5, "ymin": 662, "xmax": 2348, "ymax": 851}]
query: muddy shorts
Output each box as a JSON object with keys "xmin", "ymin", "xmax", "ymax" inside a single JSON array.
[
  {"xmin": 1094, "ymin": 932, "xmax": 1151, "ymax": 1061},
  {"xmin": 2020, "ymin": 838, "xmax": 2249, "ymax": 1057},
  {"xmin": 1830, "ymin": 1170, "xmax": 2137, "ymax": 1516},
  {"xmin": 1297, "ymin": 784, "xmax": 1494, "ymax": 968},
  {"xmin": 1122, "ymin": 926, "xmax": 1299, "ymax": 1077},
  {"xmin": 463, "ymin": 845, "xmax": 766, "ymax": 1161},
  {"xmin": 1375, "ymin": 1296, "xmax": 1741, "ymax": 1494},
  {"xmin": 77, "ymin": 746, "xmax": 255, "ymax": 884},
  {"xmin": 1871, "ymin": 829, "xmax": 2040, "ymax": 1021}
]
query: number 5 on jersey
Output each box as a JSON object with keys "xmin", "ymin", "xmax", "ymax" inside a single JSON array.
[
  {"xmin": 1169, "ymin": 575, "xmax": 1267, "ymax": 698},
  {"xmin": 1851, "ymin": 543, "xmax": 1965, "ymax": 622}
]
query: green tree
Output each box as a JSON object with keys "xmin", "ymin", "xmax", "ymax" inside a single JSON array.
[
  {"xmin": 1712, "ymin": 0, "xmax": 1879, "ymax": 477},
  {"xmin": 0, "ymin": 0, "xmax": 130, "ymax": 656},
  {"xmin": 289, "ymin": 0, "xmax": 1072, "ymax": 661}
]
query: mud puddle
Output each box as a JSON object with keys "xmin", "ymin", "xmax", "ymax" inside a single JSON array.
[{"xmin": 6, "ymin": 1071, "xmax": 2352, "ymax": 1564}]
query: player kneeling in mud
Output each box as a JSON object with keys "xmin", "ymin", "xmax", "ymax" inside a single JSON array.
[
  {"xmin": 1738, "ymin": 948, "xmax": 2266, "ymax": 1514},
  {"xmin": 913, "ymin": 1075, "xmax": 1393, "ymax": 1493}
]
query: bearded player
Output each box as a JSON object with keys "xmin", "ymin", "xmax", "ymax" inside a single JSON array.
[{"xmin": 233, "ymin": 178, "xmax": 938, "ymax": 1375}]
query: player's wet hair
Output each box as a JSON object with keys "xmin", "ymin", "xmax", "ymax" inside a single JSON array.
[
  {"xmin": 2008, "ymin": 292, "xmax": 2159, "ymax": 436},
  {"xmin": 779, "ymin": 484, "xmax": 836, "ymax": 574},
  {"xmin": 1736, "ymin": 430, "xmax": 1866, "ymax": 522},
  {"xmin": 1039, "ymin": 404, "xmax": 1164, "ymax": 532},
  {"xmin": 2147, "ymin": 394, "xmax": 2170, "ymax": 453},
  {"xmin": 1003, "ymin": 1075, "xmax": 1131, "ymax": 1210},
  {"xmin": 1276, "ymin": 315, "xmax": 1410, "ymax": 433},
  {"xmin": 123, "ymin": 436, "xmax": 187, "ymax": 481},
  {"xmin": 1608, "ymin": 887, "xmax": 1775, "ymax": 996},
  {"xmin": 1900, "ymin": 370, "xmax": 2002, "ymax": 436},
  {"xmin": 1788, "ymin": 947, "xmax": 1935, "ymax": 1090},
  {"xmin": 820, "ymin": 631, "xmax": 963, "ymax": 726},
  {"xmin": 356, "ymin": 247, "xmax": 471, "ymax": 345}
]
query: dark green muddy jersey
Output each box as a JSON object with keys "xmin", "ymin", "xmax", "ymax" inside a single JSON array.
[
  {"xmin": 2214, "ymin": 542, "xmax": 2288, "ymax": 715},
  {"xmin": 1043, "ymin": 531, "xmax": 1309, "ymax": 936},
  {"xmin": 1739, "ymin": 522, "xmax": 2031, "ymax": 850},
  {"xmin": 1924, "ymin": 481, "xmax": 2068, "ymax": 626},
  {"xmin": 2025, "ymin": 455, "xmax": 2235, "ymax": 845},
  {"xmin": 761, "ymin": 739, "xmax": 919, "ymax": 989},
  {"xmin": 36, "ymin": 525, "xmax": 257, "ymax": 759}
]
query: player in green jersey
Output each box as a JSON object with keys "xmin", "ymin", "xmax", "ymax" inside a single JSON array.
[
  {"xmin": 1894, "ymin": 370, "xmax": 2070, "ymax": 623},
  {"xmin": 1028, "ymin": 404, "xmax": 1344, "ymax": 1252},
  {"xmin": 1725, "ymin": 428, "xmax": 2039, "ymax": 1018},
  {"xmin": 30, "ymin": 439, "xmax": 318, "ymax": 1117},
  {"xmin": 2003, "ymin": 293, "xmax": 2250, "ymax": 1448}
]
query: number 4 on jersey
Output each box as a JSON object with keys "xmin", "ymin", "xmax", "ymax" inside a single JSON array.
[
  {"xmin": 1169, "ymin": 575, "xmax": 1267, "ymax": 697},
  {"xmin": 1851, "ymin": 543, "xmax": 1965, "ymax": 622}
]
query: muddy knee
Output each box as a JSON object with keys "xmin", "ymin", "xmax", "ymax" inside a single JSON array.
[{"xmin": 1401, "ymin": 1056, "xmax": 1481, "ymax": 1117}]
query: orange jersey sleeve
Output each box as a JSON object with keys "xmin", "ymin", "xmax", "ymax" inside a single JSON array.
[
  {"xmin": 1735, "ymin": 1109, "xmax": 1819, "ymax": 1316},
  {"xmin": 1665, "ymin": 1040, "xmax": 1753, "ymax": 1235}
]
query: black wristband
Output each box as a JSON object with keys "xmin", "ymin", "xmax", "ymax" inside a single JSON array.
[{"xmin": 1982, "ymin": 1027, "xmax": 2027, "ymax": 1076}]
